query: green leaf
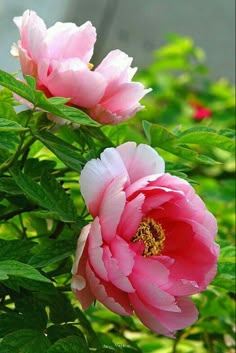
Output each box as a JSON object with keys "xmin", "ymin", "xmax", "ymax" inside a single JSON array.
[
  {"xmin": 0, "ymin": 121, "xmax": 21, "ymax": 150},
  {"xmin": 0, "ymin": 102, "xmax": 18, "ymax": 120},
  {"xmin": 1, "ymin": 329, "xmax": 51, "ymax": 353},
  {"xmin": 0, "ymin": 69, "xmax": 36, "ymax": 103},
  {"xmin": 38, "ymin": 292, "xmax": 77, "ymax": 324},
  {"xmin": 143, "ymin": 121, "xmax": 219, "ymax": 165},
  {"xmin": 0, "ymin": 260, "xmax": 51, "ymax": 283},
  {"xmin": 212, "ymin": 244, "xmax": 236, "ymax": 292},
  {"xmin": 177, "ymin": 127, "xmax": 235, "ymax": 153},
  {"xmin": 0, "ymin": 239, "xmax": 35, "ymax": 262},
  {"xmin": 24, "ymin": 75, "xmax": 36, "ymax": 89},
  {"xmin": 47, "ymin": 336, "xmax": 89, "ymax": 353},
  {"xmin": 47, "ymin": 97, "xmax": 71, "ymax": 105},
  {"xmin": 34, "ymin": 130, "xmax": 84, "ymax": 172},
  {"xmin": 28, "ymin": 239, "xmax": 76, "ymax": 268},
  {"xmin": 0, "ymin": 312, "xmax": 35, "ymax": 337},
  {"xmin": 0, "ymin": 177, "xmax": 22, "ymax": 195},
  {"xmin": 40, "ymin": 170, "xmax": 77, "ymax": 222},
  {"xmin": 11, "ymin": 167, "xmax": 77, "ymax": 222},
  {"xmin": 13, "ymin": 293, "xmax": 48, "ymax": 330},
  {"xmin": 0, "ymin": 118, "xmax": 28, "ymax": 132},
  {"xmin": 47, "ymin": 324, "xmax": 86, "ymax": 344}
]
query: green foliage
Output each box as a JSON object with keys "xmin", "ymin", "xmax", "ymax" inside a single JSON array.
[{"xmin": 0, "ymin": 34, "xmax": 235, "ymax": 353}]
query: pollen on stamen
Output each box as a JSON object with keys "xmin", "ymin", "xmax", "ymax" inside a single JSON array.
[
  {"xmin": 131, "ymin": 217, "xmax": 166, "ymax": 257},
  {"xmin": 88, "ymin": 63, "xmax": 94, "ymax": 70}
]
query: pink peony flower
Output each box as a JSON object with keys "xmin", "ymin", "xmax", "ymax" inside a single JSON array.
[
  {"xmin": 12, "ymin": 10, "xmax": 151, "ymax": 125},
  {"xmin": 71, "ymin": 142, "xmax": 219, "ymax": 337}
]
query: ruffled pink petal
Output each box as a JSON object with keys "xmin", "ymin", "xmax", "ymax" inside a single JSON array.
[
  {"xmin": 133, "ymin": 256, "xmax": 170, "ymax": 288},
  {"xmin": 71, "ymin": 224, "xmax": 95, "ymax": 309},
  {"xmin": 80, "ymin": 147, "xmax": 128, "ymax": 216},
  {"xmin": 103, "ymin": 246, "xmax": 135, "ymax": 292},
  {"xmin": 71, "ymin": 224, "xmax": 91, "ymax": 276},
  {"xmin": 46, "ymin": 21, "xmax": 96, "ymax": 62},
  {"xmin": 86, "ymin": 263, "xmax": 133, "ymax": 316},
  {"xmin": 130, "ymin": 272, "xmax": 179, "ymax": 312},
  {"xmin": 118, "ymin": 193, "xmax": 145, "ymax": 240},
  {"xmin": 87, "ymin": 217, "xmax": 108, "ymax": 281},
  {"xmin": 99, "ymin": 175, "xmax": 127, "ymax": 243},
  {"xmin": 13, "ymin": 10, "xmax": 47, "ymax": 60},
  {"xmin": 46, "ymin": 59, "xmax": 106, "ymax": 108},
  {"xmin": 159, "ymin": 220, "xmax": 219, "ymax": 295},
  {"xmin": 95, "ymin": 50, "xmax": 134, "ymax": 98},
  {"xmin": 110, "ymin": 236, "xmax": 135, "ymax": 275},
  {"xmin": 100, "ymin": 82, "xmax": 151, "ymax": 113},
  {"xmin": 117, "ymin": 142, "xmax": 165, "ymax": 184},
  {"xmin": 129, "ymin": 292, "xmax": 174, "ymax": 337},
  {"xmin": 17, "ymin": 45, "xmax": 37, "ymax": 77},
  {"xmin": 153, "ymin": 297, "xmax": 198, "ymax": 332}
]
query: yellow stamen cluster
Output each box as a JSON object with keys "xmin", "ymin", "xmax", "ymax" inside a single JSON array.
[{"xmin": 131, "ymin": 217, "xmax": 165, "ymax": 257}]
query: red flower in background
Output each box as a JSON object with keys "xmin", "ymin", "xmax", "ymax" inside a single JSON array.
[{"xmin": 190, "ymin": 100, "xmax": 212, "ymax": 121}]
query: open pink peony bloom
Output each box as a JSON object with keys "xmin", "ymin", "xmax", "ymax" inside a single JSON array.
[
  {"xmin": 12, "ymin": 10, "xmax": 151, "ymax": 124},
  {"xmin": 72, "ymin": 142, "xmax": 219, "ymax": 337}
]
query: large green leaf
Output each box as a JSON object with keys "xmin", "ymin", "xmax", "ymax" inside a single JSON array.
[
  {"xmin": 177, "ymin": 127, "xmax": 235, "ymax": 153},
  {"xmin": 0, "ymin": 260, "xmax": 50, "ymax": 284},
  {"xmin": 0, "ymin": 118, "xmax": 28, "ymax": 132},
  {"xmin": 143, "ymin": 121, "xmax": 220, "ymax": 165},
  {"xmin": 47, "ymin": 336, "xmax": 89, "ymax": 353},
  {"xmin": 0, "ymin": 239, "xmax": 35, "ymax": 262},
  {"xmin": 34, "ymin": 130, "xmax": 84, "ymax": 172},
  {"xmin": 11, "ymin": 168, "xmax": 77, "ymax": 222},
  {"xmin": 28, "ymin": 239, "xmax": 76, "ymax": 268},
  {"xmin": 0, "ymin": 70, "xmax": 36, "ymax": 103},
  {"xmin": 1, "ymin": 329, "xmax": 51, "ymax": 353}
]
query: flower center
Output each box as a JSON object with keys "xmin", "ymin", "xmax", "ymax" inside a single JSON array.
[{"xmin": 131, "ymin": 217, "xmax": 165, "ymax": 257}]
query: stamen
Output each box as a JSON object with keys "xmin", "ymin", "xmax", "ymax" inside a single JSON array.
[
  {"xmin": 131, "ymin": 217, "xmax": 165, "ymax": 257},
  {"xmin": 88, "ymin": 63, "xmax": 94, "ymax": 70}
]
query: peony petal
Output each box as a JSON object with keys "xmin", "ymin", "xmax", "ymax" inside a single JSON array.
[
  {"xmin": 88, "ymin": 217, "xmax": 108, "ymax": 281},
  {"xmin": 46, "ymin": 59, "xmax": 106, "ymax": 108},
  {"xmin": 133, "ymin": 256, "xmax": 170, "ymax": 288},
  {"xmin": 13, "ymin": 10, "xmax": 47, "ymax": 61},
  {"xmin": 99, "ymin": 175, "xmax": 127, "ymax": 243},
  {"xmin": 129, "ymin": 292, "xmax": 174, "ymax": 337},
  {"xmin": 71, "ymin": 224, "xmax": 91, "ymax": 276},
  {"xmin": 130, "ymin": 272, "xmax": 180, "ymax": 312},
  {"xmin": 154, "ymin": 297, "xmax": 198, "ymax": 332},
  {"xmin": 71, "ymin": 224, "xmax": 95, "ymax": 309},
  {"xmin": 118, "ymin": 193, "xmax": 145, "ymax": 240},
  {"xmin": 110, "ymin": 235, "xmax": 136, "ymax": 275},
  {"xmin": 103, "ymin": 246, "xmax": 135, "ymax": 292},
  {"xmin": 100, "ymin": 82, "xmax": 151, "ymax": 113},
  {"xmin": 117, "ymin": 142, "xmax": 165, "ymax": 184},
  {"xmin": 86, "ymin": 263, "xmax": 133, "ymax": 315},
  {"xmin": 80, "ymin": 147, "xmax": 128, "ymax": 216},
  {"xmin": 46, "ymin": 21, "xmax": 96, "ymax": 62}
]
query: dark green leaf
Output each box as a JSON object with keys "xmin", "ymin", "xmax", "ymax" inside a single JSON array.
[
  {"xmin": 1, "ymin": 329, "xmax": 51, "ymax": 353},
  {"xmin": 11, "ymin": 167, "xmax": 77, "ymax": 222},
  {"xmin": 0, "ymin": 239, "xmax": 35, "ymax": 262},
  {"xmin": 47, "ymin": 324, "xmax": 86, "ymax": 344},
  {"xmin": 47, "ymin": 336, "xmax": 89, "ymax": 353},
  {"xmin": 0, "ymin": 260, "xmax": 51, "ymax": 283},
  {"xmin": 28, "ymin": 239, "xmax": 76, "ymax": 268},
  {"xmin": 0, "ymin": 177, "xmax": 22, "ymax": 195},
  {"xmin": 34, "ymin": 130, "xmax": 84, "ymax": 172}
]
